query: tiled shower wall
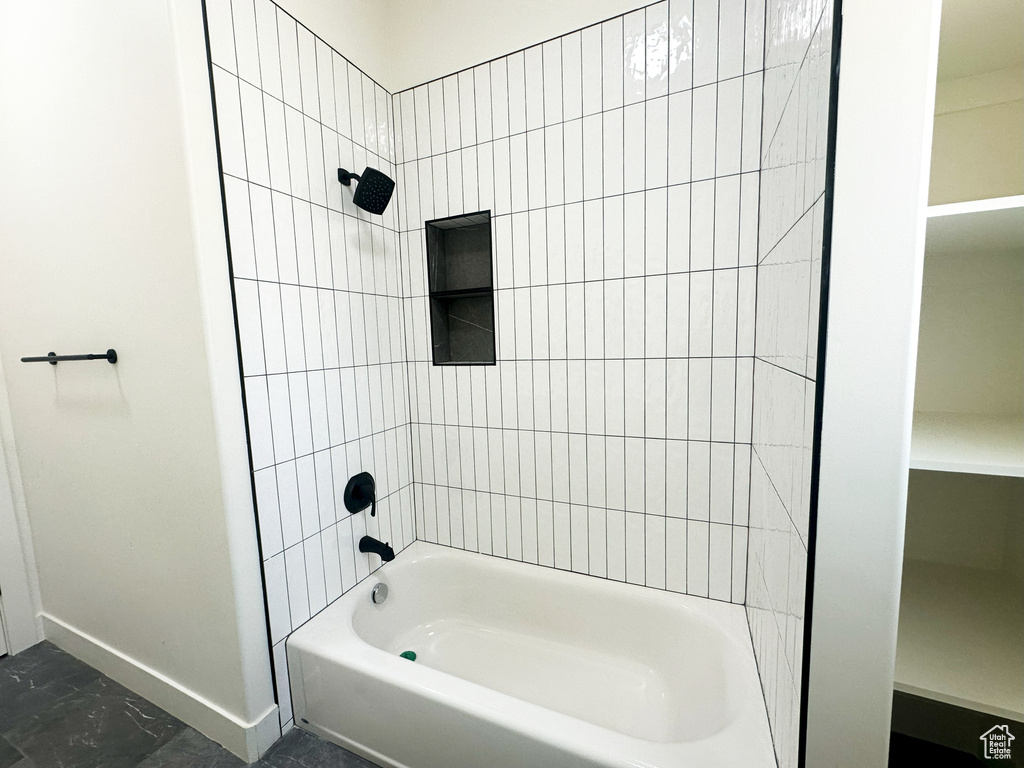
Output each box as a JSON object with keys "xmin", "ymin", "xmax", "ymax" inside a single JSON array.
[
  {"xmin": 746, "ymin": 1, "xmax": 834, "ymax": 766},
  {"xmin": 205, "ymin": 0, "xmax": 834, "ymax": 753},
  {"xmin": 396, "ymin": 0, "xmax": 766, "ymax": 604},
  {"xmin": 204, "ymin": 0, "xmax": 416, "ymax": 732}
]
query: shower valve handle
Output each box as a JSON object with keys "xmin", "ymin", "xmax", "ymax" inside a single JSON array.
[{"xmin": 344, "ymin": 472, "xmax": 376, "ymax": 517}]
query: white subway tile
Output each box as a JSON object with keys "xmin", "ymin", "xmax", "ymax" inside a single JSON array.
[
  {"xmin": 581, "ymin": 26, "xmax": 603, "ymax": 116},
  {"xmin": 213, "ymin": 69, "xmax": 247, "ymax": 179},
  {"xmin": 264, "ymin": 553, "xmax": 290, "ymax": 643},
  {"xmin": 623, "ymin": 103, "xmax": 646, "ymax": 193},
  {"xmin": 234, "ymin": 280, "xmax": 265, "ymax": 376},
  {"xmin": 231, "ymin": 0, "xmax": 261, "ymax": 87},
  {"xmin": 708, "ymin": 522, "xmax": 733, "ymax": 600},
  {"xmin": 686, "ymin": 520, "xmax": 710, "ymax": 596},
  {"xmin": 668, "ymin": 0, "xmax": 694, "ymax": 93},
  {"xmin": 665, "ymin": 438, "xmax": 688, "ymax": 516},
  {"xmin": 718, "ymin": 0, "xmax": 746, "ymax": 80},
  {"xmin": 646, "ymin": 2, "xmax": 670, "ymax": 100},
  {"xmin": 645, "ymin": 514, "xmax": 666, "ymax": 588},
  {"xmin": 561, "ymin": 32, "xmax": 583, "ymax": 122},
  {"xmin": 625, "ymin": 511, "xmax": 646, "ymax": 585},
  {"xmin": 553, "ymin": 502, "xmax": 571, "ymax": 569},
  {"xmin": 506, "ymin": 51, "xmax": 527, "ymax": 136},
  {"xmin": 690, "ymin": 179, "xmax": 715, "ymax": 270},
  {"xmin": 296, "ymin": 27, "xmax": 320, "ymax": 122},
  {"xmin": 284, "ymin": 542, "xmax": 310, "ymax": 626},
  {"xmin": 606, "ymin": 508, "xmax": 626, "ymax": 580},
  {"xmin": 666, "ymin": 184, "xmax": 691, "ymax": 272},
  {"xmin": 716, "ymin": 76, "xmax": 743, "ymax": 176},
  {"xmin": 277, "ymin": 14, "xmax": 301, "ymax": 110},
  {"xmin": 602, "ymin": 17, "xmax": 624, "ymax": 110},
  {"xmin": 665, "ymin": 516, "xmax": 688, "ymax": 591},
  {"xmin": 524, "ymin": 47, "xmax": 544, "ymax": 132},
  {"xmin": 206, "ymin": 0, "xmax": 237, "ymax": 74},
  {"xmin": 691, "ymin": 83, "xmax": 717, "ymax": 180},
  {"xmin": 688, "ymin": 360, "xmax": 712, "ymax": 438},
  {"xmin": 623, "ymin": 10, "xmax": 647, "ymax": 105},
  {"xmin": 692, "ymin": 0, "xmax": 719, "ymax": 87}
]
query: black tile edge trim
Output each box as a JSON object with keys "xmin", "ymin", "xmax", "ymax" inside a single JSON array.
[{"xmin": 199, "ymin": 0, "xmax": 280, "ymax": 707}]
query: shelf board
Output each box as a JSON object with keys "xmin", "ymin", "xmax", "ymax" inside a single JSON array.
[
  {"xmin": 926, "ymin": 195, "xmax": 1024, "ymax": 258},
  {"xmin": 895, "ymin": 558, "xmax": 1024, "ymax": 721},
  {"xmin": 911, "ymin": 412, "xmax": 1024, "ymax": 477}
]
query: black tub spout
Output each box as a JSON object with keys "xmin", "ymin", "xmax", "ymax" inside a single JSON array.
[{"xmin": 359, "ymin": 535, "xmax": 395, "ymax": 563}]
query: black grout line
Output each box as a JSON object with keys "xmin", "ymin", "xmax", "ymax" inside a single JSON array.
[
  {"xmin": 703, "ymin": 0, "xmax": 719, "ymax": 600},
  {"xmin": 306, "ymin": 20, "xmax": 333, "ymax": 609},
  {"xmin": 661, "ymin": 1, "xmax": 672, "ymax": 591},
  {"xmin": 730, "ymin": 0, "xmax": 749, "ymax": 603},
  {"xmin": 684, "ymin": 0, "xmax": 696, "ymax": 595},
  {"xmin": 393, "ymin": 91, "xmax": 418, "ymax": 552}
]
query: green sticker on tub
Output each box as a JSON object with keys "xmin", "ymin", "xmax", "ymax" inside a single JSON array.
[{"xmin": 400, "ymin": 650, "xmax": 417, "ymax": 661}]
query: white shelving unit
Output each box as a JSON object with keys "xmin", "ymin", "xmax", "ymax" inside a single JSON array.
[
  {"xmin": 896, "ymin": 558, "xmax": 1024, "ymax": 721},
  {"xmin": 896, "ymin": 1, "xmax": 1023, "ymax": 733},
  {"xmin": 909, "ymin": 194, "xmax": 1024, "ymax": 477}
]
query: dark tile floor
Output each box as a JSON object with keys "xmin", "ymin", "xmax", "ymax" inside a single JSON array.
[
  {"xmin": 888, "ymin": 732, "xmax": 983, "ymax": 766},
  {"xmin": 0, "ymin": 642, "xmax": 380, "ymax": 768}
]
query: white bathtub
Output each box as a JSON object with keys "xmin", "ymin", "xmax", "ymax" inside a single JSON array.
[{"xmin": 287, "ymin": 542, "xmax": 775, "ymax": 768}]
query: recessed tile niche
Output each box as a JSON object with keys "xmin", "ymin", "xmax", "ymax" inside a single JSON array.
[{"xmin": 425, "ymin": 211, "xmax": 495, "ymax": 365}]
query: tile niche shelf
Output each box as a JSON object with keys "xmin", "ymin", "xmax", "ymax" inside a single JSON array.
[{"xmin": 425, "ymin": 211, "xmax": 495, "ymax": 366}]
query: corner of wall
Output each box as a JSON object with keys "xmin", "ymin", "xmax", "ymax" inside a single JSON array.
[
  {"xmin": 166, "ymin": 0, "xmax": 277, "ymax": 743},
  {"xmin": 0, "ymin": 352, "xmax": 44, "ymax": 654}
]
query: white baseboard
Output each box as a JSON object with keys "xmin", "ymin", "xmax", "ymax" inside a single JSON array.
[{"xmin": 41, "ymin": 613, "xmax": 280, "ymax": 763}]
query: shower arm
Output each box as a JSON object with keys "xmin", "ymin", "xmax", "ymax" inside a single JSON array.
[{"xmin": 338, "ymin": 168, "xmax": 362, "ymax": 186}]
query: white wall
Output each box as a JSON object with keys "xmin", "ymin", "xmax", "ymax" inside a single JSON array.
[
  {"xmin": 805, "ymin": 1, "xmax": 941, "ymax": 766},
  {"xmin": 914, "ymin": 247, "xmax": 1023, "ymax": 415},
  {"xmin": 904, "ymin": 472, "xmax": 1024, "ymax": 577},
  {"xmin": 0, "ymin": 353, "xmax": 42, "ymax": 655},
  {"xmin": 272, "ymin": 0, "xmax": 654, "ymax": 92},
  {"xmin": 272, "ymin": 0, "xmax": 391, "ymax": 87},
  {"xmin": 929, "ymin": 67, "xmax": 1023, "ymax": 205},
  {"xmin": 0, "ymin": 0, "xmax": 276, "ymax": 759},
  {"xmin": 383, "ymin": 0, "xmax": 668, "ymax": 91}
]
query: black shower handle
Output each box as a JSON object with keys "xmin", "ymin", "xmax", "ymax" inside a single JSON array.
[{"xmin": 343, "ymin": 472, "xmax": 376, "ymax": 517}]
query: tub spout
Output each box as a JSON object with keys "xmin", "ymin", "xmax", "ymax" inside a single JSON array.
[{"xmin": 359, "ymin": 535, "xmax": 395, "ymax": 563}]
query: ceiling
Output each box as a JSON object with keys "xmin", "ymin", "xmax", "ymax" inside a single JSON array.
[{"xmin": 937, "ymin": 0, "xmax": 1024, "ymax": 80}]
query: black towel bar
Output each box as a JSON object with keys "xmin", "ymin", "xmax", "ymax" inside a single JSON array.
[{"xmin": 21, "ymin": 349, "xmax": 118, "ymax": 365}]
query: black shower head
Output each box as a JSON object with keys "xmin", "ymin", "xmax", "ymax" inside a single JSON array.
[{"xmin": 338, "ymin": 166, "xmax": 395, "ymax": 215}]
